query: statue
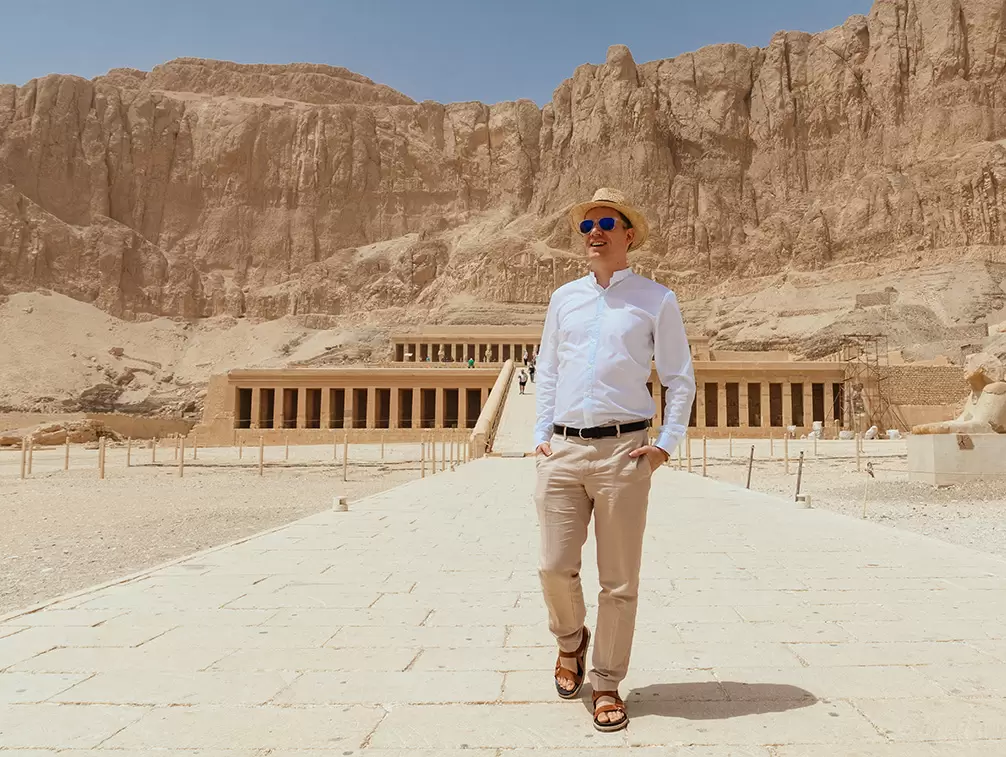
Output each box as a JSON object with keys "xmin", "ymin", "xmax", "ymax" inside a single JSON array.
[{"xmin": 912, "ymin": 352, "xmax": 1006, "ymax": 435}]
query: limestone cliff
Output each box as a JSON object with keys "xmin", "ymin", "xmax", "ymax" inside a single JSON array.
[{"xmin": 2, "ymin": 0, "xmax": 1006, "ymax": 357}]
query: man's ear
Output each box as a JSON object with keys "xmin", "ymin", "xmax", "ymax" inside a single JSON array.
[{"xmin": 625, "ymin": 228, "xmax": 636, "ymax": 248}]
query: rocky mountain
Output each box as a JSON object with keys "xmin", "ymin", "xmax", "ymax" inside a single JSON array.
[{"xmin": 3, "ymin": 0, "xmax": 1006, "ymax": 365}]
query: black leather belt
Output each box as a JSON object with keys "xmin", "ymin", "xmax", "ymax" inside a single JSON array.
[{"xmin": 553, "ymin": 420, "xmax": 650, "ymax": 439}]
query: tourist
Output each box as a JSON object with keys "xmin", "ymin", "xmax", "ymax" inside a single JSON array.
[
  {"xmin": 518, "ymin": 369, "xmax": 528, "ymax": 394},
  {"xmin": 523, "ymin": 349, "xmax": 529, "ymax": 365},
  {"xmin": 533, "ymin": 188, "xmax": 695, "ymax": 732},
  {"xmin": 468, "ymin": 356, "xmax": 475, "ymax": 369},
  {"xmin": 528, "ymin": 363, "xmax": 535, "ymax": 383}
]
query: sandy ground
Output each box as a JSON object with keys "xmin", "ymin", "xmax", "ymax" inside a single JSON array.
[
  {"xmin": 681, "ymin": 437, "xmax": 1006, "ymax": 561},
  {"xmin": 0, "ymin": 440, "xmax": 446, "ymax": 616}
]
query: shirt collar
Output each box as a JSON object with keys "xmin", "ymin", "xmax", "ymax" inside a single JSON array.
[{"xmin": 589, "ymin": 267, "xmax": 633, "ymax": 291}]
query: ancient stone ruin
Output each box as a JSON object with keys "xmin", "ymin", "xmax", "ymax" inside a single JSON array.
[{"xmin": 912, "ymin": 352, "xmax": 1006, "ymax": 435}]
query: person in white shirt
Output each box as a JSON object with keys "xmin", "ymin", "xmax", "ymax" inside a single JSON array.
[{"xmin": 534, "ymin": 188, "xmax": 695, "ymax": 732}]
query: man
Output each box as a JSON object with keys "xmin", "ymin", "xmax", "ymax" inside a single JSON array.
[{"xmin": 534, "ymin": 188, "xmax": 695, "ymax": 732}]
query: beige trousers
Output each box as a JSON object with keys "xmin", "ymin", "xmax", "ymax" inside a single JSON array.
[{"xmin": 534, "ymin": 428, "xmax": 652, "ymax": 692}]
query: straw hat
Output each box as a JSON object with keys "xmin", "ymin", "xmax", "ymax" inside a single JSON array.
[{"xmin": 569, "ymin": 187, "xmax": 649, "ymax": 251}]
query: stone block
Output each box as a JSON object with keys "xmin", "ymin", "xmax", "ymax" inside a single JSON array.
[{"xmin": 908, "ymin": 433, "xmax": 1006, "ymax": 486}]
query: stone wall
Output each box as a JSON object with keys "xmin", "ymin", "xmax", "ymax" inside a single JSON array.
[{"xmin": 884, "ymin": 366, "xmax": 965, "ymax": 407}]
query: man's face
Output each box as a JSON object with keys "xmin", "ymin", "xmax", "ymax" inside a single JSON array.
[{"xmin": 582, "ymin": 206, "xmax": 634, "ymax": 261}]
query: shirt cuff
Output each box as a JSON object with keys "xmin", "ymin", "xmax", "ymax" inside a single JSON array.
[
  {"xmin": 654, "ymin": 429, "xmax": 683, "ymax": 458},
  {"xmin": 534, "ymin": 429, "xmax": 553, "ymax": 448}
]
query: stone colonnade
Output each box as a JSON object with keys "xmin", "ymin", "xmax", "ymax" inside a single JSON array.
[
  {"xmin": 394, "ymin": 340, "xmax": 540, "ymax": 364},
  {"xmin": 677, "ymin": 374, "xmax": 846, "ymax": 432},
  {"xmin": 233, "ymin": 381, "xmax": 495, "ymax": 432}
]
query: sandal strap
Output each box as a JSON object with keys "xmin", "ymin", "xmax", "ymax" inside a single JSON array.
[
  {"xmin": 594, "ymin": 704, "xmax": 626, "ymax": 717},
  {"xmin": 592, "ymin": 690, "xmax": 623, "ymax": 706}
]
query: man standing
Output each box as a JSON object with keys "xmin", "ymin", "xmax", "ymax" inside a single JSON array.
[{"xmin": 534, "ymin": 188, "xmax": 695, "ymax": 732}]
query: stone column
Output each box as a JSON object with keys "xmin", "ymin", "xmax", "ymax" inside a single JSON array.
[
  {"xmin": 458, "ymin": 386, "xmax": 468, "ymax": 429},
  {"xmin": 390, "ymin": 387, "xmax": 400, "ymax": 429},
  {"xmin": 366, "ymin": 387, "xmax": 377, "ymax": 429},
  {"xmin": 412, "ymin": 387, "xmax": 422, "ymax": 429},
  {"xmin": 498, "ymin": 343, "xmax": 505, "ymax": 362},
  {"xmin": 250, "ymin": 388, "xmax": 262, "ymax": 430},
  {"xmin": 761, "ymin": 383, "xmax": 770, "ymax": 428},
  {"xmin": 651, "ymin": 382, "xmax": 661, "ymax": 426},
  {"xmin": 296, "ymin": 387, "xmax": 308, "ymax": 429},
  {"xmin": 739, "ymin": 382, "xmax": 749, "ymax": 428},
  {"xmin": 782, "ymin": 383, "xmax": 793, "ymax": 428},
  {"xmin": 826, "ymin": 382, "xmax": 836, "ymax": 423},
  {"xmin": 320, "ymin": 387, "xmax": 332, "ymax": 430},
  {"xmin": 696, "ymin": 383, "xmax": 706, "ymax": 429},
  {"xmin": 344, "ymin": 388, "xmax": 354, "ymax": 429},
  {"xmin": 793, "ymin": 381, "xmax": 805, "ymax": 427},
  {"xmin": 717, "ymin": 383, "xmax": 727, "ymax": 429},
  {"xmin": 435, "ymin": 387, "xmax": 445, "ymax": 428},
  {"xmin": 273, "ymin": 387, "xmax": 284, "ymax": 430}
]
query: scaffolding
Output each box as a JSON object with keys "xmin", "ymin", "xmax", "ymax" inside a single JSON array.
[{"xmin": 841, "ymin": 334, "xmax": 908, "ymax": 432}]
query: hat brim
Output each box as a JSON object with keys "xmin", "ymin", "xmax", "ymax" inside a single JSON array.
[{"xmin": 569, "ymin": 200, "xmax": 649, "ymax": 251}]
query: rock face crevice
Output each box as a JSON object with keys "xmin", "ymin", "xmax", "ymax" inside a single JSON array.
[{"xmin": 4, "ymin": 0, "xmax": 1006, "ymax": 324}]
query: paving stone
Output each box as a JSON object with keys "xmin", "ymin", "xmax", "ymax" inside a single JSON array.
[
  {"xmin": 1, "ymin": 610, "xmax": 125, "ymax": 627},
  {"xmin": 273, "ymin": 670, "xmax": 504, "ymax": 704},
  {"xmin": 713, "ymin": 664, "xmax": 946, "ymax": 699},
  {"xmin": 506, "ymin": 749, "xmax": 770, "ymax": 757},
  {"xmin": 8, "ymin": 459, "xmax": 1006, "ymax": 751},
  {"xmin": 734, "ymin": 604, "xmax": 904, "ymax": 623},
  {"xmin": 854, "ymin": 697, "xmax": 1006, "ymax": 741},
  {"xmin": 0, "ymin": 673, "xmax": 90, "ymax": 703},
  {"xmin": 141, "ymin": 624, "xmax": 338, "ymax": 650},
  {"xmin": 328, "ymin": 624, "xmax": 505, "ymax": 648},
  {"xmin": 368, "ymin": 702, "xmax": 630, "ymax": 748},
  {"xmin": 5, "ymin": 624, "xmax": 171, "ymax": 649},
  {"xmin": 626, "ymin": 698, "xmax": 883, "ymax": 746},
  {"xmin": 95, "ymin": 609, "xmax": 277, "ymax": 627},
  {"xmin": 0, "ymin": 631, "xmax": 61, "ymax": 671},
  {"xmin": 221, "ymin": 588, "xmax": 382, "ymax": 610},
  {"xmin": 49, "ymin": 671, "xmax": 295, "ymax": 705},
  {"xmin": 208, "ymin": 647, "xmax": 419, "ymax": 672},
  {"xmin": 412, "ymin": 647, "xmax": 549, "ymax": 672},
  {"xmin": 262, "ymin": 607, "xmax": 430, "ymax": 626},
  {"xmin": 920, "ymin": 663, "xmax": 1006, "ymax": 697},
  {"xmin": 775, "ymin": 743, "xmax": 1006, "ymax": 757},
  {"xmin": 0, "ymin": 703, "xmax": 148, "ymax": 748},
  {"xmin": 673, "ymin": 621, "xmax": 852, "ymax": 644},
  {"xmin": 788, "ymin": 641, "xmax": 995, "ymax": 667},
  {"xmin": 103, "ymin": 705, "xmax": 384, "ymax": 750},
  {"xmin": 8, "ymin": 645, "xmax": 231, "ymax": 673},
  {"xmin": 270, "ymin": 751, "xmax": 499, "ymax": 757}
]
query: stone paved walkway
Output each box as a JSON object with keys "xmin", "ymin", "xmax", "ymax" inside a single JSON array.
[
  {"xmin": 492, "ymin": 369, "xmax": 536, "ymax": 455},
  {"xmin": 3, "ymin": 457, "xmax": 1006, "ymax": 755}
]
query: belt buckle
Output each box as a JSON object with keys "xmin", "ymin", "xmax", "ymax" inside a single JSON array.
[{"xmin": 578, "ymin": 427, "xmax": 587, "ymax": 439}]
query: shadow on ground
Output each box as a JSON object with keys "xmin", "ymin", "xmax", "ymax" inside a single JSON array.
[{"xmin": 581, "ymin": 682, "xmax": 818, "ymax": 720}]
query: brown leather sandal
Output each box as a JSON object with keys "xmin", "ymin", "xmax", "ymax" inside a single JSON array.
[
  {"xmin": 592, "ymin": 689, "xmax": 628, "ymax": 732},
  {"xmin": 554, "ymin": 626, "xmax": 590, "ymax": 700}
]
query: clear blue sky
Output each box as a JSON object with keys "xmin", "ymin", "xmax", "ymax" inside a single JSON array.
[{"xmin": 2, "ymin": 0, "xmax": 873, "ymax": 105}]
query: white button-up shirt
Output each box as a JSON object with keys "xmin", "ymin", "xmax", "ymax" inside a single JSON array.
[{"xmin": 534, "ymin": 269, "xmax": 696, "ymax": 454}]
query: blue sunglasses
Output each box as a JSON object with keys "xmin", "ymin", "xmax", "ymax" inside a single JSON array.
[{"xmin": 579, "ymin": 217, "xmax": 622, "ymax": 234}]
